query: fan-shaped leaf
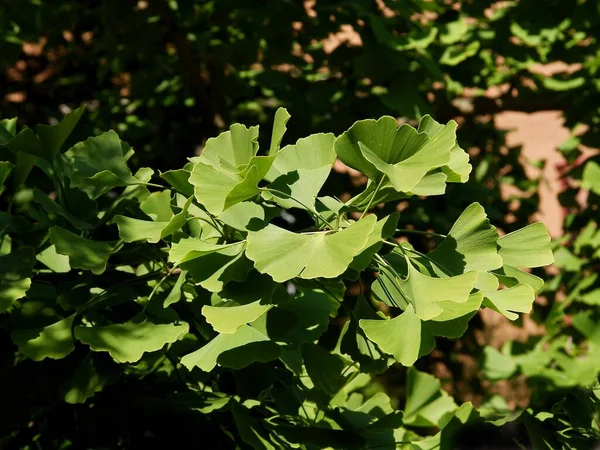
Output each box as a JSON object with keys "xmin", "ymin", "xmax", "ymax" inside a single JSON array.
[
  {"xmin": 50, "ymin": 227, "xmax": 113, "ymax": 274},
  {"xmin": 246, "ymin": 215, "xmax": 377, "ymax": 282},
  {"xmin": 12, "ymin": 315, "xmax": 75, "ymax": 361},
  {"xmin": 360, "ymin": 305, "xmax": 435, "ymax": 367},
  {"xmin": 75, "ymin": 318, "xmax": 189, "ymax": 363},
  {"xmin": 498, "ymin": 222, "xmax": 554, "ymax": 268}
]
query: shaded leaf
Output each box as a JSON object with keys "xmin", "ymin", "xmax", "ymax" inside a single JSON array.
[{"xmin": 50, "ymin": 227, "xmax": 114, "ymax": 274}]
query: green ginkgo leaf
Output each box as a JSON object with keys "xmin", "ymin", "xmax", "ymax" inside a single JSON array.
[
  {"xmin": 203, "ymin": 300, "xmax": 273, "ymax": 334},
  {"xmin": 175, "ymin": 240, "xmax": 253, "ymax": 292},
  {"xmin": 160, "ymin": 162, "xmax": 195, "ymax": 197},
  {"xmin": 33, "ymin": 188, "xmax": 93, "ymax": 230},
  {"xmin": 265, "ymin": 166, "xmax": 332, "ymax": 211},
  {"xmin": 0, "ymin": 279, "xmax": 31, "ymax": 312},
  {"xmin": 0, "ymin": 247, "xmax": 35, "ymax": 312},
  {"xmin": 114, "ymin": 196, "xmax": 192, "ymax": 243},
  {"xmin": 349, "ymin": 212, "xmax": 399, "ymax": 272},
  {"xmin": 61, "ymin": 354, "xmax": 116, "ymax": 404},
  {"xmin": 181, "ymin": 324, "xmax": 273, "ymax": 372},
  {"xmin": 582, "ymin": 161, "xmax": 600, "ymax": 195},
  {"xmin": 189, "ymin": 155, "xmax": 274, "ymax": 215},
  {"xmin": 60, "ymin": 130, "xmax": 143, "ymax": 198},
  {"xmin": 218, "ymin": 201, "xmax": 266, "ymax": 232},
  {"xmin": 50, "ymin": 227, "xmax": 114, "ymax": 274},
  {"xmin": 498, "ymin": 222, "xmax": 554, "ymax": 268},
  {"xmin": 6, "ymin": 106, "xmax": 84, "ymax": 161},
  {"xmin": 269, "ymin": 107, "xmax": 291, "ymax": 156},
  {"xmin": 265, "ymin": 133, "xmax": 336, "ymax": 181},
  {"xmin": 199, "ymin": 123, "xmax": 259, "ymax": 169},
  {"xmin": 376, "ymin": 257, "xmax": 478, "ymax": 321},
  {"xmin": 12, "ymin": 315, "xmax": 75, "ymax": 361},
  {"xmin": 163, "ymin": 270, "xmax": 187, "ymax": 307},
  {"xmin": 360, "ymin": 305, "xmax": 435, "ymax": 367},
  {"xmin": 75, "ymin": 318, "xmax": 189, "ymax": 363},
  {"xmin": 482, "ymin": 284, "xmax": 536, "ymax": 320},
  {"xmin": 428, "ymin": 203, "xmax": 502, "ymax": 285},
  {"xmin": 0, "ymin": 161, "xmax": 14, "ymax": 194},
  {"xmin": 36, "ymin": 245, "xmax": 70, "ymax": 273},
  {"xmin": 403, "ymin": 367, "xmax": 458, "ymax": 427},
  {"xmin": 246, "ymin": 215, "xmax": 377, "ymax": 282},
  {"xmin": 334, "ymin": 116, "xmax": 454, "ymax": 192},
  {"xmin": 417, "ymin": 115, "xmax": 471, "ymax": 183}
]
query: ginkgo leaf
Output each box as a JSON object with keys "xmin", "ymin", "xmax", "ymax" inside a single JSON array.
[
  {"xmin": 218, "ymin": 201, "xmax": 266, "ymax": 231},
  {"xmin": 349, "ymin": 212, "xmax": 399, "ymax": 272},
  {"xmin": 75, "ymin": 318, "xmax": 189, "ymax": 363},
  {"xmin": 360, "ymin": 305, "xmax": 435, "ymax": 367},
  {"xmin": 417, "ymin": 115, "xmax": 471, "ymax": 183},
  {"xmin": 203, "ymin": 300, "xmax": 273, "ymax": 334},
  {"xmin": 189, "ymin": 155, "xmax": 274, "ymax": 215},
  {"xmin": 409, "ymin": 171, "xmax": 448, "ymax": 196},
  {"xmin": 160, "ymin": 162, "xmax": 195, "ymax": 197},
  {"xmin": 0, "ymin": 247, "xmax": 35, "ymax": 312},
  {"xmin": 375, "ymin": 256, "xmax": 478, "ymax": 321},
  {"xmin": 169, "ymin": 237, "xmax": 232, "ymax": 264},
  {"xmin": 12, "ymin": 315, "xmax": 75, "ymax": 361},
  {"xmin": 199, "ymin": 123, "xmax": 259, "ymax": 169},
  {"xmin": 403, "ymin": 367, "xmax": 458, "ymax": 427},
  {"xmin": 6, "ymin": 106, "xmax": 84, "ymax": 161},
  {"xmin": 265, "ymin": 166, "xmax": 332, "ymax": 211},
  {"xmin": 33, "ymin": 188, "xmax": 93, "ymax": 230},
  {"xmin": 335, "ymin": 116, "xmax": 455, "ymax": 192},
  {"xmin": 430, "ymin": 292, "xmax": 484, "ymax": 322},
  {"xmin": 482, "ymin": 284, "xmax": 536, "ymax": 320},
  {"xmin": 359, "ymin": 139, "xmax": 448, "ymax": 193},
  {"xmin": 302, "ymin": 344, "xmax": 347, "ymax": 397},
  {"xmin": 177, "ymin": 241, "xmax": 253, "ymax": 292},
  {"xmin": 163, "ymin": 271, "xmax": 187, "ymax": 307},
  {"xmin": 246, "ymin": 215, "xmax": 377, "ymax": 282},
  {"xmin": 181, "ymin": 324, "xmax": 275, "ymax": 372},
  {"xmin": 60, "ymin": 131, "xmax": 142, "ymax": 198},
  {"xmin": 114, "ymin": 197, "xmax": 192, "ymax": 243},
  {"xmin": 50, "ymin": 227, "xmax": 113, "ymax": 274},
  {"xmin": 0, "ymin": 279, "xmax": 31, "ymax": 313},
  {"xmin": 265, "ymin": 133, "xmax": 336, "ymax": 181},
  {"xmin": 61, "ymin": 354, "xmax": 116, "ymax": 404},
  {"xmin": 0, "ymin": 161, "xmax": 14, "ymax": 194},
  {"xmin": 269, "ymin": 107, "xmax": 291, "ymax": 155},
  {"xmin": 582, "ymin": 161, "xmax": 600, "ymax": 195},
  {"xmin": 428, "ymin": 202, "xmax": 502, "ymax": 284},
  {"xmin": 498, "ymin": 222, "xmax": 554, "ymax": 268},
  {"xmin": 36, "ymin": 245, "xmax": 70, "ymax": 273},
  {"xmin": 140, "ymin": 190, "xmax": 174, "ymax": 222},
  {"xmin": 493, "ymin": 265, "xmax": 545, "ymax": 293}
]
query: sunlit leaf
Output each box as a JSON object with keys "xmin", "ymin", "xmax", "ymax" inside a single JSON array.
[
  {"xmin": 246, "ymin": 215, "xmax": 377, "ymax": 282},
  {"xmin": 498, "ymin": 222, "xmax": 554, "ymax": 268},
  {"xmin": 12, "ymin": 315, "xmax": 75, "ymax": 361},
  {"xmin": 75, "ymin": 318, "xmax": 189, "ymax": 363}
]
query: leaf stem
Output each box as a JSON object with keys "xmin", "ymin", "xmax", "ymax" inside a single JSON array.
[
  {"xmin": 359, "ymin": 176, "xmax": 385, "ymax": 220},
  {"xmin": 261, "ymin": 187, "xmax": 335, "ymax": 229}
]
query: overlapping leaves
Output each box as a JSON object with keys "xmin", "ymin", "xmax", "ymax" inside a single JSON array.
[{"xmin": 0, "ymin": 109, "xmax": 557, "ymax": 449}]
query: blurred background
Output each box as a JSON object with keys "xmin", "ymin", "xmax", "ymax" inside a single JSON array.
[{"xmin": 1, "ymin": 0, "xmax": 599, "ymax": 446}]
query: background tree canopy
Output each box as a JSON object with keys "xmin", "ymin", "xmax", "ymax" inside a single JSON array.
[{"xmin": 1, "ymin": 0, "xmax": 599, "ymax": 448}]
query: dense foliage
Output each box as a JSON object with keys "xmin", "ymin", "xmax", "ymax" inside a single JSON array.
[
  {"xmin": 2, "ymin": 0, "xmax": 600, "ymax": 448},
  {"xmin": 0, "ymin": 108, "xmax": 557, "ymax": 448}
]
